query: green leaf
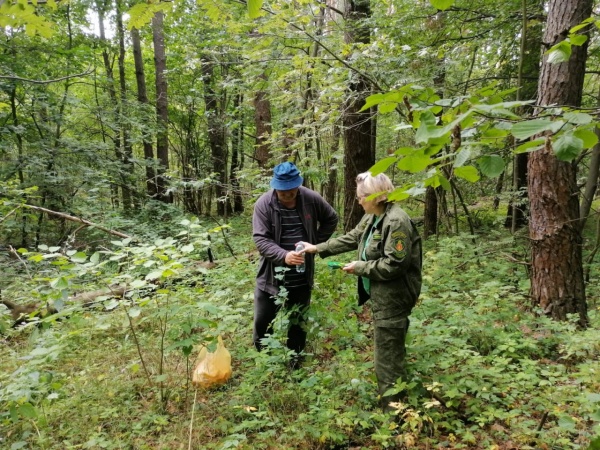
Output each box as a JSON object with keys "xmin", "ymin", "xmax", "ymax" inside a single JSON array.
[
  {"xmin": 511, "ymin": 119, "xmax": 559, "ymax": 140},
  {"xmin": 546, "ymin": 41, "xmax": 571, "ymax": 64},
  {"xmin": 454, "ymin": 165, "xmax": 480, "ymax": 182},
  {"xmin": 50, "ymin": 277, "xmax": 69, "ymax": 290},
  {"xmin": 70, "ymin": 252, "xmax": 87, "ymax": 263},
  {"xmin": 564, "ymin": 112, "xmax": 593, "ymax": 125},
  {"xmin": 248, "ymin": 0, "xmax": 263, "ymax": 18},
  {"xmin": 553, "ymin": 133, "xmax": 583, "ymax": 161},
  {"xmin": 453, "ymin": 148, "xmax": 471, "ymax": 168},
  {"xmin": 425, "ymin": 173, "xmax": 451, "ymax": 190},
  {"xmin": 181, "ymin": 244, "xmax": 194, "ymax": 253},
  {"xmin": 397, "ymin": 150, "xmax": 433, "ymax": 173},
  {"xmin": 430, "ymin": 0, "xmax": 454, "ymax": 10},
  {"xmin": 360, "ymin": 93, "xmax": 386, "ymax": 111},
  {"xmin": 378, "ymin": 102, "xmax": 397, "ymax": 114},
  {"xmin": 557, "ymin": 415, "xmax": 576, "ymax": 431},
  {"xmin": 18, "ymin": 403, "xmax": 37, "ymax": 418},
  {"xmin": 515, "ymin": 138, "xmax": 545, "ymax": 154},
  {"xmin": 587, "ymin": 435, "xmax": 600, "ymax": 450},
  {"xmin": 130, "ymin": 279, "xmax": 147, "ymax": 289},
  {"xmin": 370, "ymin": 157, "xmax": 397, "ymax": 175},
  {"xmin": 415, "ymin": 110, "xmax": 446, "ymax": 144},
  {"xmin": 477, "ymin": 155, "xmax": 505, "ymax": 178},
  {"xmin": 569, "ymin": 34, "xmax": 588, "ymax": 46},
  {"xmin": 573, "ymin": 128, "xmax": 598, "ymax": 148},
  {"xmin": 145, "ymin": 270, "xmax": 164, "ymax": 281},
  {"xmin": 104, "ymin": 299, "xmax": 120, "ymax": 311}
]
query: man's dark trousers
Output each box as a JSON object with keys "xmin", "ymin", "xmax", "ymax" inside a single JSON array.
[{"xmin": 253, "ymin": 286, "xmax": 311, "ymax": 354}]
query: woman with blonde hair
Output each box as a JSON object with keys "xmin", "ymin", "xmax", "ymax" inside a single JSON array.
[{"xmin": 299, "ymin": 171, "xmax": 422, "ymax": 413}]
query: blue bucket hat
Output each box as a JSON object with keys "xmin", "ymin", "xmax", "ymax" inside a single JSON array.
[{"xmin": 270, "ymin": 162, "xmax": 303, "ymax": 190}]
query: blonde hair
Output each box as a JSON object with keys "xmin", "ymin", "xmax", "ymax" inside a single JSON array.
[{"xmin": 356, "ymin": 172, "xmax": 395, "ymax": 204}]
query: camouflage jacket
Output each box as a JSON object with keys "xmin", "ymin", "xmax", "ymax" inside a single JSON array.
[{"xmin": 316, "ymin": 203, "xmax": 422, "ymax": 320}]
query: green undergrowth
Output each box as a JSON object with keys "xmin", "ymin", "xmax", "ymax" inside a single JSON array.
[{"xmin": 1, "ymin": 215, "xmax": 599, "ymax": 449}]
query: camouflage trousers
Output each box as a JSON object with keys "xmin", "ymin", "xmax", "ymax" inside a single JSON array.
[{"xmin": 373, "ymin": 316, "xmax": 410, "ymax": 413}]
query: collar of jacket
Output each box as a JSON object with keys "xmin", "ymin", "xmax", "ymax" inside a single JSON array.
[
  {"xmin": 366, "ymin": 201, "xmax": 392, "ymax": 230},
  {"xmin": 269, "ymin": 187, "xmax": 304, "ymax": 210}
]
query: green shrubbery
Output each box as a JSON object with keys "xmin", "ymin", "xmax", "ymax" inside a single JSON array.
[{"xmin": 1, "ymin": 213, "xmax": 599, "ymax": 449}]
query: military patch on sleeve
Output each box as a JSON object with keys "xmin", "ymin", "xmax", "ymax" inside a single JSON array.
[
  {"xmin": 391, "ymin": 230, "xmax": 407, "ymax": 240},
  {"xmin": 392, "ymin": 230, "xmax": 407, "ymax": 259}
]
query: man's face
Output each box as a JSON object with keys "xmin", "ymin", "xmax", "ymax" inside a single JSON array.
[{"xmin": 276, "ymin": 188, "xmax": 299, "ymax": 203}]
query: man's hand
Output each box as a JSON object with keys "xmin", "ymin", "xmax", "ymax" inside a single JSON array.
[{"xmin": 285, "ymin": 251, "xmax": 305, "ymax": 266}]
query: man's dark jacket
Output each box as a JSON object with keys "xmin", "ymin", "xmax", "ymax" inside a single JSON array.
[{"xmin": 253, "ymin": 187, "xmax": 338, "ymax": 296}]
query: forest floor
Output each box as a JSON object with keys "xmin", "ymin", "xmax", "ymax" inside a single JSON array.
[{"xmin": 1, "ymin": 211, "xmax": 599, "ymax": 450}]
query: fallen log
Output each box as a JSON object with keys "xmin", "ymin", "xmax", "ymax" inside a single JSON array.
[{"xmin": 1, "ymin": 284, "xmax": 128, "ymax": 327}]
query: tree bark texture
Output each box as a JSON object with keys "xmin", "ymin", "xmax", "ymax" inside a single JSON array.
[
  {"xmin": 254, "ymin": 72, "xmax": 272, "ymax": 168},
  {"xmin": 527, "ymin": 0, "xmax": 591, "ymax": 326},
  {"xmin": 231, "ymin": 93, "xmax": 245, "ymax": 213},
  {"xmin": 152, "ymin": 11, "xmax": 172, "ymax": 203},
  {"xmin": 342, "ymin": 0, "xmax": 375, "ymax": 232},
  {"xmin": 131, "ymin": 27, "xmax": 157, "ymax": 199},
  {"xmin": 579, "ymin": 89, "xmax": 600, "ymax": 229},
  {"xmin": 202, "ymin": 58, "xmax": 231, "ymax": 217},
  {"xmin": 506, "ymin": 0, "xmax": 543, "ymax": 230},
  {"xmin": 116, "ymin": 0, "xmax": 134, "ymax": 211}
]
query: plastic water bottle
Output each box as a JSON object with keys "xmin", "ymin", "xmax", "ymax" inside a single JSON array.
[{"xmin": 295, "ymin": 243, "xmax": 305, "ymax": 273}]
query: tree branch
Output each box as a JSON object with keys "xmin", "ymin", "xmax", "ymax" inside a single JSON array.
[
  {"xmin": 0, "ymin": 69, "xmax": 93, "ymax": 85},
  {"xmin": 19, "ymin": 204, "xmax": 131, "ymax": 239}
]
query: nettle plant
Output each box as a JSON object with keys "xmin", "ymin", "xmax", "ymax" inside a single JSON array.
[{"xmin": 362, "ymin": 82, "xmax": 598, "ymax": 197}]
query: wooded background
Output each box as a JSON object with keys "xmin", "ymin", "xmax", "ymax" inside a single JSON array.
[{"xmin": 1, "ymin": 1, "xmax": 600, "ymax": 448}]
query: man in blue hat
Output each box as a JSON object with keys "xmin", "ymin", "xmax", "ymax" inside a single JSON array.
[{"xmin": 252, "ymin": 162, "xmax": 338, "ymax": 367}]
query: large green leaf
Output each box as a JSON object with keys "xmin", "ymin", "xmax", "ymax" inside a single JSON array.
[
  {"xmin": 370, "ymin": 157, "xmax": 397, "ymax": 175},
  {"xmin": 248, "ymin": 0, "xmax": 263, "ymax": 18},
  {"xmin": 564, "ymin": 112, "xmax": 593, "ymax": 125},
  {"xmin": 397, "ymin": 150, "xmax": 433, "ymax": 173},
  {"xmin": 515, "ymin": 138, "xmax": 545, "ymax": 154},
  {"xmin": 360, "ymin": 93, "xmax": 385, "ymax": 111},
  {"xmin": 553, "ymin": 133, "xmax": 583, "ymax": 161},
  {"xmin": 477, "ymin": 155, "xmax": 505, "ymax": 178},
  {"xmin": 511, "ymin": 119, "xmax": 560, "ymax": 140},
  {"xmin": 453, "ymin": 148, "xmax": 471, "ymax": 168},
  {"xmin": 430, "ymin": 0, "xmax": 454, "ymax": 11},
  {"xmin": 573, "ymin": 127, "xmax": 598, "ymax": 148},
  {"xmin": 454, "ymin": 165, "xmax": 480, "ymax": 183},
  {"xmin": 425, "ymin": 173, "xmax": 451, "ymax": 191},
  {"xmin": 546, "ymin": 41, "xmax": 572, "ymax": 64}
]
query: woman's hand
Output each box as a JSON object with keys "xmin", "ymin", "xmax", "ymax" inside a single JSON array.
[
  {"xmin": 342, "ymin": 261, "xmax": 358, "ymax": 274},
  {"xmin": 296, "ymin": 241, "xmax": 318, "ymax": 254}
]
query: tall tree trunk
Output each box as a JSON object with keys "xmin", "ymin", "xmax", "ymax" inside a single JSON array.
[
  {"xmin": 202, "ymin": 57, "xmax": 230, "ymax": 217},
  {"xmin": 97, "ymin": 0, "xmax": 121, "ymax": 209},
  {"xmin": 152, "ymin": 10, "xmax": 172, "ymax": 203},
  {"xmin": 579, "ymin": 86, "xmax": 600, "ymax": 229},
  {"xmin": 325, "ymin": 122, "xmax": 341, "ymax": 207},
  {"xmin": 116, "ymin": 0, "xmax": 134, "ymax": 212},
  {"xmin": 231, "ymin": 92, "xmax": 244, "ymax": 213},
  {"xmin": 506, "ymin": 0, "xmax": 543, "ymax": 231},
  {"xmin": 423, "ymin": 38, "xmax": 447, "ymax": 240},
  {"xmin": 342, "ymin": 0, "xmax": 375, "ymax": 232},
  {"xmin": 254, "ymin": 72, "xmax": 272, "ymax": 168},
  {"xmin": 528, "ymin": 0, "xmax": 591, "ymax": 326},
  {"xmin": 131, "ymin": 27, "xmax": 157, "ymax": 199}
]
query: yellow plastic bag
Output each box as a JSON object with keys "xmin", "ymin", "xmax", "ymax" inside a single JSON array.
[{"xmin": 192, "ymin": 335, "xmax": 232, "ymax": 388}]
